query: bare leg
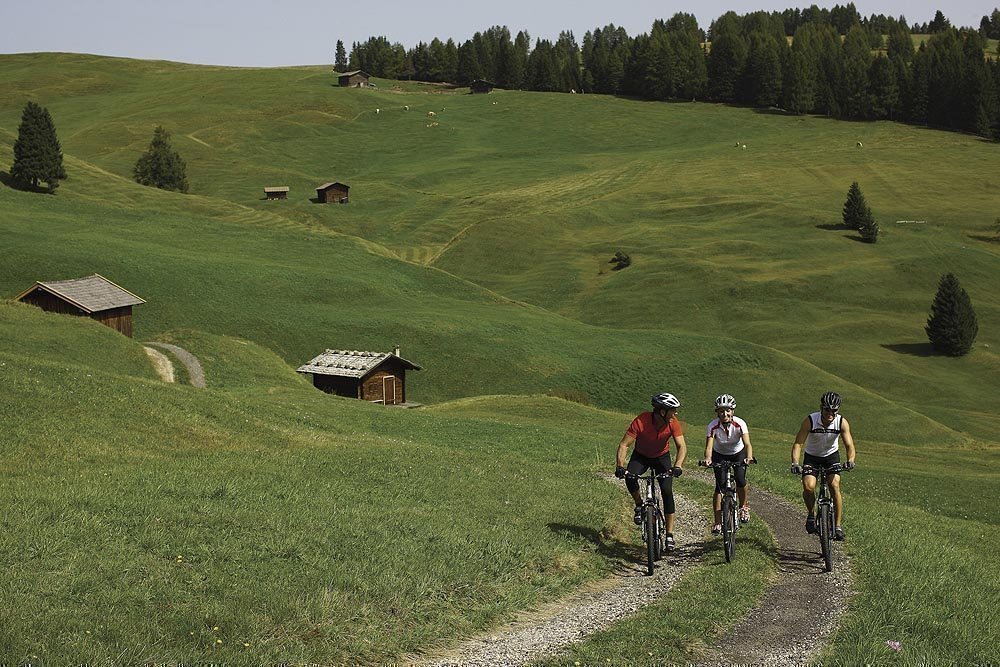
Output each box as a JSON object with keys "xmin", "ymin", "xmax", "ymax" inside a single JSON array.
[{"xmin": 829, "ymin": 474, "xmax": 843, "ymax": 526}]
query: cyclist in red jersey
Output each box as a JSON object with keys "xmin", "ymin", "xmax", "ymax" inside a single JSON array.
[{"xmin": 615, "ymin": 393, "xmax": 688, "ymax": 551}]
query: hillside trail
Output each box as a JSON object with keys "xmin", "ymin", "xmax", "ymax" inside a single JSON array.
[
  {"xmin": 414, "ymin": 472, "xmax": 852, "ymax": 666},
  {"xmin": 143, "ymin": 342, "xmax": 206, "ymax": 388}
]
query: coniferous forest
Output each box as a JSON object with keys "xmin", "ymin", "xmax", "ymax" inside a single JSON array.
[{"xmin": 344, "ymin": 4, "xmax": 1000, "ymax": 138}]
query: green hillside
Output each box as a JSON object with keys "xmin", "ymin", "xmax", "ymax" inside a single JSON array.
[{"xmin": 1, "ymin": 53, "xmax": 998, "ymax": 664}]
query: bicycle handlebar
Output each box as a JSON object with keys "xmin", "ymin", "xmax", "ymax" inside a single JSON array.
[
  {"xmin": 698, "ymin": 457, "xmax": 757, "ymax": 468},
  {"xmin": 795, "ymin": 463, "xmax": 851, "ymax": 475},
  {"xmin": 624, "ymin": 470, "xmax": 674, "ymax": 480}
]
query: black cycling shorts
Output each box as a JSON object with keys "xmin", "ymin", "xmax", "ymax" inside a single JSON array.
[
  {"xmin": 711, "ymin": 449, "xmax": 748, "ymax": 492},
  {"xmin": 803, "ymin": 451, "xmax": 841, "ymax": 476},
  {"xmin": 625, "ymin": 451, "xmax": 675, "ymax": 515}
]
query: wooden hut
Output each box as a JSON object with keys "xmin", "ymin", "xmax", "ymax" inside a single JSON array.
[
  {"xmin": 470, "ymin": 79, "xmax": 498, "ymax": 94},
  {"xmin": 316, "ymin": 182, "xmax": 350, "ymax": 203},
  {"xmin": 338, "ymin": 70, "xmax": 372, "ymax": 88},
  {"xmin": 264, "ymin": 186, "xmax": 289, "ymax": 200},
  {"xmin": 16, "ymin": 273, "xmax": 145, "ymax": 338},
  {"xmin": 297, "ymin": 346, "xmax": 421, "ymax": 405}
]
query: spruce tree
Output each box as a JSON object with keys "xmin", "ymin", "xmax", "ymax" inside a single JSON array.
[
  {"xmin": 10, "ymin": 101, "xmax": 66, "ymax": 192},
  {"xmin": 335, "ymin": 40, "xmax": 348, "ymax": 71},
  {"xmin": 925, "ymin": 273, "xmax": 978, "ymax": 356},
  {"xmin": 134, "ymin": 126, "xmax": 189, "ymax": 193},
  {"xmin": 858, "ymin": 208, "xmax": 880, "ymax": 243},
  {"xmin": 842, "ymin": 181, "xmax": 868, "ymax": 229}
]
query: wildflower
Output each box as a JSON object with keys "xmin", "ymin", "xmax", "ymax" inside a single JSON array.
[{"xmin": 887, "ymin": 640, "xmax": 902, "ymax": 652}]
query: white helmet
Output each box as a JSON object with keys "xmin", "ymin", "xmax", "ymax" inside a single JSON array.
[
  {"xmin": 715, "ymin": 394, "xmax": 737, "ymax": 410},
  {"xmin": 651, "ymin": 393, "xmax": 681, "ymax": 410}
]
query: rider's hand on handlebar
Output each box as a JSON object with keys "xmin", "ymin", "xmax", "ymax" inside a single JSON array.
[
  {"xmin": 844, "ymin": 460, "xmax": 856, "ymax": 470},
  {"xmin": 614, "ymin": 465, "xmax": 627, "ymax": 479},
  {"xmin": 790, "ymin": 463, "xmax": 803, "ymax": 474},
  {"xmin": 698, "ymin": 459, "xmax": 710, "ymax": 467},
  {"xmin": 671, "ymin": 466, "xmax": 683, "ymax": 477}
]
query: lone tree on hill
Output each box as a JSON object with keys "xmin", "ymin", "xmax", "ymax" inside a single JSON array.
[
  {"xmin": 842, "ymin": 181, "xmax": 869, "ymax": 230},
  {"xmin": 858, "ymin": 207, "xmax": 880, "ymax": 243},
  {"xmin": 925, "ymin": 273, "xmax": 978, "ymax": 356},
  {"xmin": 134, "ymin": 126, "xmax": 189, "ymax": 193},
  {"xmin": 10, "ymin": 101, "xmax": 66, "ymax": 192}
]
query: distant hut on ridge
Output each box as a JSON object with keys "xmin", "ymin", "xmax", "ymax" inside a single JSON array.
[
  {"xmin": 264, "ymin": 186, "xmax": 289, "ymax": 200},
  {"xmin": 470, "ymin": 79, "xmax": 498, "ymax": 94},
  {"xmin": 338, "ymin": 70, "xmax": 372, "ymax": 88}
]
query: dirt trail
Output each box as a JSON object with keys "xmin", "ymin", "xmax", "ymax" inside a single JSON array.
[
  {"xmin": 415, "ymin": 474, "xmax": 852, "ymax": 666},
  {"xmin": 143, "ymin": 342, "xmax": 206, "ymax": 388}
]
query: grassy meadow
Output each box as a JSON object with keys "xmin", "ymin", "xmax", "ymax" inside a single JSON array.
[{"xmin": 1, "ymin": 53, "xmax": 998, "ymax": 664}]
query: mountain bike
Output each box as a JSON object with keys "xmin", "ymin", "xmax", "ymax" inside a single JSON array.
[
  {"xmin": 625, "ymin": 469, "xmax": 673, "ymax": 575},
  {"xmin": 700, "ymin": 458, "xmax": 756, "ymax": 563},
  {"xmin": 798, "ymin": 463, "xmax": 848, "ymax": 572}
]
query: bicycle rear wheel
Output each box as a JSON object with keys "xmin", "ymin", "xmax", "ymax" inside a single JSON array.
[
  {"xmin": 645, "ymin": 505, "xmax": 658, "ymax": 575},
  {"xmin": 819, "ymin": 503, "xmax": 833, "ymax": 572},
  {"xmin": 722, "ymin": 494, "xmax": 736, "ymax": 563}
]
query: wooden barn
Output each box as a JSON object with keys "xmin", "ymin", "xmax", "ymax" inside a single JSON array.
[
  {"xmin": 316, "ymin": 182, "xmax": 350, "ymax": 203},
  {"xmin": 264, "ymin": 186, "xmax": 289, "ymax": 200},
  {"xmin": 297, "ymin": 347, "xmax": 421, "ymax": 405},
  {"xmin": 16, "ymin": 273, "xmax": 145, "ymax": 338},
  {"xmin": 338, "ymin": 70, "xmax": 372, "ymax": 87},
  {"xmin": 470, "ymin": 79, "xmax": 498, "ymax": 94}
]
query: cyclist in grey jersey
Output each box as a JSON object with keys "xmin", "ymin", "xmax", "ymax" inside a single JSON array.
[{"xmin": 790, "ymin": 391, "xmax": 857, "ymax": 540}]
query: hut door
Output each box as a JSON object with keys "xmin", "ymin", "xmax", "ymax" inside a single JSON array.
[{"xmin": 383, "ymin": 376, "xmax": 397, "ymax": 405}]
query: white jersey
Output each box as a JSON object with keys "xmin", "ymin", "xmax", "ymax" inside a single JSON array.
[
  {"xmin": 804, "ymin": 412, "xmax": 842, "ymax": 457},
  {"xmin": 706, "ymin": 416, "xmax": 749, "ymax": 456}
]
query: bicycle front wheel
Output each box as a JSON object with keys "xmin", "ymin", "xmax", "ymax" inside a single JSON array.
[
  {"xmin": 819, "ymin": 503, "xmax": 834, "ymax": 572},
  {"xmin": 645, "ymin": 505, "xmax": 658, "ymax": 575},
  {"xmin": 722, "ymin": 494, "xmax": 736, "ymax": 563}
]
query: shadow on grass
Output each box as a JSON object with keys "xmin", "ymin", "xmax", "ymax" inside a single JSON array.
[
  {"xmin": 0, "ymin": 171, "xmax": 54, "ymax": 194},
  {"xmin": 882, "ymin": 342, "xmax": 935, "ymax": 357},
  {"xmin": 815, "ymin": 223, "xmax": 846, "ymax": 231},
  {"xmin": 547, "ymin": 522, "xmax": 634, "ymax": 563},
  {"xmin": 968, "ymin": 234, "xmax": 1000, "ymax": 244}
]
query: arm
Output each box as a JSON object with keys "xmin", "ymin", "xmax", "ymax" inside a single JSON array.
[
  {"xmin": 616, "ymin": 434, "xmax": 635, "ymax": 469},
  {"xmin": 741, "ymin": 431, "xmax": 754, "ymax": 462},
  {"xmin": 790, "ymin": 416, "xmax": 810, "ymax": 465},
  {"xmin": 673, "ymin": 433, "xmax": 688, "ymax": 469},
  {"xmin": 703, "ymin": 435, "xmax": 715, "ymax": 464},
  {"xmin": 840, "ymin": 417, "xmax": 857, "ymax": 464}
]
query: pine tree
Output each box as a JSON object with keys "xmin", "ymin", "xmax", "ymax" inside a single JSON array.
[
  {"xmin": 335, "ymin": 40, "xmax": 348, "ymax": 71},
  {"xmin": 858, "ymin": 208, "xmax": 880, "ymax": 242},
  {"xmin": 925, "ymin": 273, "xmax": 979, "ymax": 356},
  {"xmin": 10, "ymin": 101, "xmax": 66, "ymax": 192},
  {"xmin": 134, "ymin": 126, "xmax": 189, "ymax": 193},
  {"xmin": 842, "ymin": 181, "xmax": 868, "ymax": 229}
]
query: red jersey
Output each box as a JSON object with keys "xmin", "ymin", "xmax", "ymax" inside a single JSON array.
[{"xmin": 626, "ymin": 411, "xmax": 684, "ymax": 457}]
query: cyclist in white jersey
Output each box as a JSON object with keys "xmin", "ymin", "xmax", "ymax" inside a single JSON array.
[
  {"xmin": 699, "ymin": 394, "xmax": 754, "ymax": 534},
  {"xmin": 790, "ymin": 391, "xmax": 857, "ymax": 540}
]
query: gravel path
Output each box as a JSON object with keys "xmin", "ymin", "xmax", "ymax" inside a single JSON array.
[
  {"xmin": 143, "ymin": 342, "xmax": 206, "ymax": 388},
  {"xmin": 699, "ymin": 484, "xmax": 853, "ymax": 667},
  {"xmin": 414, "ymin": 472, "xmax": 852, "ymax": 667},
  {"xmin": 417, "ymin": 492, "xmax": 707, "ymax": 667},
  {"xmin": 143, "ymin": 346, "xmax": 175, "ymax": 383}
]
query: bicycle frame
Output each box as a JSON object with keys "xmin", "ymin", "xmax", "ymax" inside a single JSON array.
[
  {"xmin": 801, "ymin": 463, "xmax": 844, "ymax": 572},
  {"xmin": 625, "ymin": 469, "xmax": 672, "ymax": 575},
  {"xmin": 702, "ymin": 459, "xmax": 753, "ymax": 563}
]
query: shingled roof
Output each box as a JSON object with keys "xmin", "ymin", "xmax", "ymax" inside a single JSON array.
[
  {"xmin": 296, "ymin": 349, "xmax": 421, "ymax": 378},
  {"xmin": 16, "ymin": 274, "xmax": 145, "ymax": 313}
]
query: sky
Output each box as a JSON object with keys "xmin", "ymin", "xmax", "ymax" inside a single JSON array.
[{"xmin": 0, "ymin": 0, "xmax": 991, "ymax": 67}]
